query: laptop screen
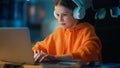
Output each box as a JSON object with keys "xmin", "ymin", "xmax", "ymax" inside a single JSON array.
[{"xmin": 0, "ymin": 28, "xmax": 34, "ymax": 65}]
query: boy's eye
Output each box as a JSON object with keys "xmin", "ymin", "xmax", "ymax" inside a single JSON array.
[
  {"xmin": 56, "ymin": 14, "xmax": 59, "ymax": 16},
  {"xmin": 56, "ymin": 13, "xmax": 68, "ymax": 17},
  {"xmin": 63, "ymin": 14, "xmax": 67, "ymax": 16}
]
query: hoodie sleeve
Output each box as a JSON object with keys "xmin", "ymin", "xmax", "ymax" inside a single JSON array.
[
  {"xmin": 71, "ymin": 24, "xmax": 102, "ymax": 62},
  {"xmin": 32, "ymin": 33, "xmax": 55, "ymax": 53}
]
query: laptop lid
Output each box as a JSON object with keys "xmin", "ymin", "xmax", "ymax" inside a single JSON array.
[{"xmin": 0, "ymin": 28, "xmax": 34, "ymax": 65}]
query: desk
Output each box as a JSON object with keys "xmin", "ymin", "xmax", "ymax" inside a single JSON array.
[
  {"xmin": 100, "ymin": 63, "xmax": 120, "ymax": 68},
  {"xmin": 0, "ymin": 60, "xmax": 82, "ymax": 68},
  {"xmin": 24, "ymin": 62, "xmax": 120, "ymax": 68},
  {"xmin": 81, "ymin": 62, "xmax": 120, "ymax": 68},
  {"xmin": 1, "ymin": 61, "xmax": 120, "ymax": 68},
  {"xmin": 24, "ymin": 61, "xmax": 82, "ymax": 68}
]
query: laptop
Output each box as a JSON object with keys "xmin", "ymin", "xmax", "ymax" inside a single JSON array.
[{"xmin": 0, "ymin": 28, "xmax": 34, "ymax": 65}]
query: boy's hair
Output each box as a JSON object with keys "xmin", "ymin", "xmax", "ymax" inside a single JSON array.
[{"xmin": 54, "ymin": 0, "xmax": 77, "ymax": 11}]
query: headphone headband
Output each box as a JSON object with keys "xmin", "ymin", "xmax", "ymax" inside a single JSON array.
[
  {"xmin": 54, "ymin": 0, "xmax": 85, "ymax": 19},
  {"xmin": 72, "ymin": 0, "xmax": 84, "ymax": 7}
]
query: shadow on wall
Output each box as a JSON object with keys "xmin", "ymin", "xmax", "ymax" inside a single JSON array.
[
  {"xmin": 84, "ymin": 0, "xmax": 120, "ymax": 63},
  {"xmin": 96, "ymin": 18, "xmax": 120, "ymax": 63}
]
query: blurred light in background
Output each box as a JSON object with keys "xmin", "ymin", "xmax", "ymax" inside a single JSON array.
[
  {"xmin": 95, "ymin": 8, "xmax": 106, "ymax": 20},
  {"xmin": 26, "ymin": 0, "xmax": 30, "ymax": 1},
  {"xmin": 94, "ymin": 7, "xmax": 120, "ymax": 20},
  {"xmin": 110, "ymin": 7, "xmax": 120, "ymax": 18},
  {"xmin": 0, "ymin": 0, "xmax": 27, "ymax": 27},
  {"xmin": 0, "ymin": 0, "xmax": 56, "ymax": 44}
]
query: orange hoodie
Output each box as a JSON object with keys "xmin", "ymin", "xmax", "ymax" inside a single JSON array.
[{"xmin": 32, "ymin": 22, "xmax": 102, "ymax": 62}]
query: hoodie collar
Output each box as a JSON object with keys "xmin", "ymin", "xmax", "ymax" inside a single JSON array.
[{"xmin": 64, "ymin": 22, "xmax": 88, "ymax": 32}]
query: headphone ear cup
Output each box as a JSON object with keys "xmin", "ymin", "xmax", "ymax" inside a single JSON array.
[
  {"xmin": 72, "ymin": 0, "xmax": 86, "ymax": 19},
  {"xmin": 79, "ymin": 7, "xmax": 85, "ymax": 19},
  {"xmin": 54, "ymin": 11, "xmax": 57, "ymax": 19},
  {"xmin": 73, "ymin": 7, "xmax": 85, "ymax": 19}
]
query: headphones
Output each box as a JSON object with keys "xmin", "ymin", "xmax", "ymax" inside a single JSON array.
[{"xmin": 54, "ymin": 0, "xmax": 86, "ymax": 19}]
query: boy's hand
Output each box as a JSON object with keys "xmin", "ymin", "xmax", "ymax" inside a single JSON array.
[{"xmin": 33, "ymin": 50, "xmax": 59, "ymax": 62}]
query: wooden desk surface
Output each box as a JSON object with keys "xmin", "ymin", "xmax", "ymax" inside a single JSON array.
[
  {"xmin": 1, "ymin": 61, "xmax": 120, "ymax": 68},
  {"xmin": 0, "ymin": 60, "xmax": 81, "ymax": 68}
]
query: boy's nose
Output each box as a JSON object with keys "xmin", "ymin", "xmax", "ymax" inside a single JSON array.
[{"xmin": 58, "ymin": 15, "xmax": 63, "ymax": 22}]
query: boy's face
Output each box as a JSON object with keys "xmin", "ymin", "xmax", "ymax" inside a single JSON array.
[{"xmin": 54, "ymin": 5, "xmax": 77, "ymax": 29}]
